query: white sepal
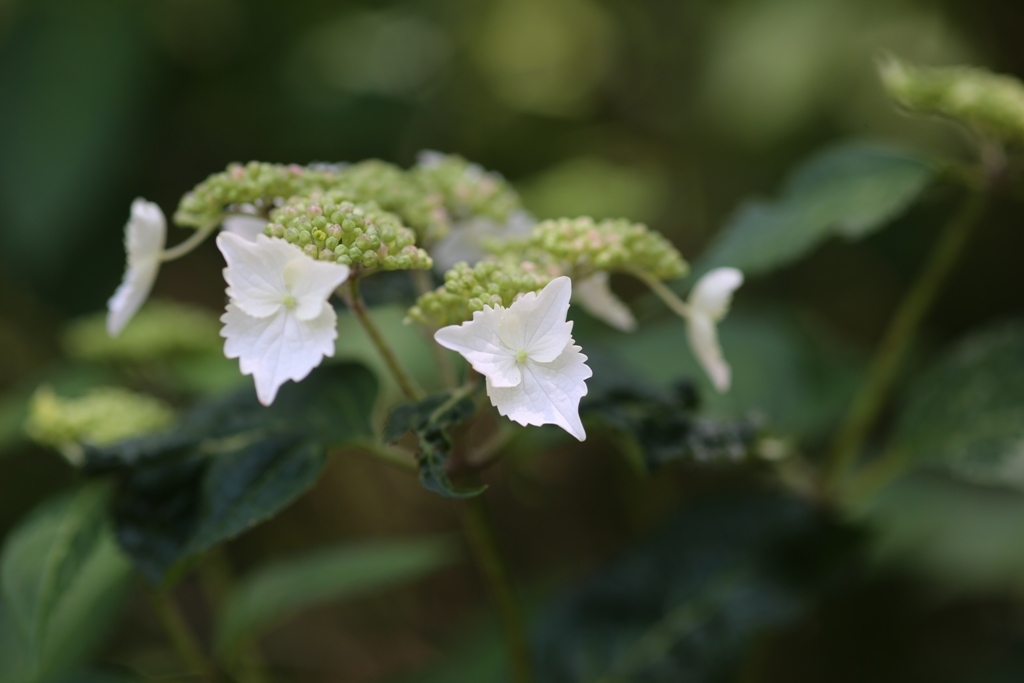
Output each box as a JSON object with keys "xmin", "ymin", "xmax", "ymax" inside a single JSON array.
[
  {"xmin": 572, "ymin": 271, "xmax": 637, "ymax": 332},
  {"xmin": 107, "ymin": 198, "xmax": 167, "ymax": 337},
  {"xmin": 222, "ymin": 209, "xmax": 269, "ymax": 242},
  {"xmin": 685, "ymin": 268, "xmax": 744, "ymax": 392}
]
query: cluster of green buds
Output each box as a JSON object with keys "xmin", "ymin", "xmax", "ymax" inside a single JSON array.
[
  {"xmin": 414, "ymin": 152, "xmax": 521, "ymax": 223},
  {"xmin": 266, "ymin": 192, "xmax": 433, "ymax": 272},
  {"xmin": 174, "ymin": 161, "xmax": 332, "ymax": 228},
  {"xmin": 65, "ymin": 301, "xmax": 222, "ymax": 362},
  {"xmin": 879, "ymin": 57, "xmax": 1024, "ymax": 146},
  {"xmin": 490, "ymin": 217, "xmax": 688, "ymax": 281},
  {"xmin": 26, "ymin": 387, "xmax": 174, "ymax": 464},
  {"xmin": 332, "ymin": 160, "xmax": 451, "ymax": 245},
  {"xmin": 407, "ymin": 259, "xmax": 560, "ymax": 327}
]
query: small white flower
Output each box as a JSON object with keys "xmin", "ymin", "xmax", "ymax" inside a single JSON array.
[
  {"xmin": 217, "ymin": 232, "xmax": 350, "ymax": 406},
  {"xmin": 572, "ymin": 271, "xmax": 637, "ymax": 332},
  {"xmin": 107, "ymin": 198, "xmax": 167, "ymax": 337},
  {"xmin": 685, "ymin": 268, "xmax": 744, "ymax": 393},
  {"xmin": 434, "ymin": 276, "xmax": 592, "ymax": 440},
  {"xmin": 222, "ymin": 205, "xmax": 269, "ymax": 242}
]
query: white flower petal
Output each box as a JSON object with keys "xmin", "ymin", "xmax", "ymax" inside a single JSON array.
[
  {"xmin": 221, "ymin": 301, "xmax": 339, "ymax": 406},
  {"xmin": 689, "ymin": 267, "xmax": 744, "ymax": 322},
  {"xmin": 686, "ymin": 312, "xmax": 731, "ymax": 393},
  {"xmin": 434, "ymin": 306, "xmax": 521, "ymax": 387},
  {"xmin": 499, "ymin": 276, "xmax": 573, "ymax": 362},
  {"xmin": 222, "ymin": 213, "xmax": 269, "ymax": 242},
  {"xmin": 571, "ymin": 272, "xmax": 637, "ymax": 332},
  {"xmin": 216, "ymin": 232, "xmax": 300, "ymax": 318},
  {"xmin": 282, "ymin": 257, "xmax": 351, "ymax": 322},
  {"xmin": 106, "ymin": 198, "xmax": 167, "ymax": 337},
  {"xmin": 486, "ymin": 342, "xmax": 592, "ymax": 441}
]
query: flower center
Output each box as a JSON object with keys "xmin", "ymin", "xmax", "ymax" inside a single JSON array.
[
  {"xmin": 515, "ymin": 349, "xmax": 529, "ymax": 363},
  {"xmin": 282, "ymin": 293, "xmax": 297, "ymax": 309}
]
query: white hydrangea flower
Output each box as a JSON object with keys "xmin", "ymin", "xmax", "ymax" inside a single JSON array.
[
  {"xmin": 434, "ymin": 276, "xmax": 591, "ymax": 440},
  {"xmin": 222, "ymin": 205, "xmax": 269, "ymax": 242},
  {"xmin": 572, "ymin": 271, "xmax": 637, "ymax": 332},
  {"xmin": 216, "ymin": 232, "xmax": 350, "ymax": 406},
  {"xmin": 685, "ymin": 268, "xmax": 744, "ymax": 393},
  {"xmin": 107, "ymin": 198, "xmax": 167, "ymax": 337}
]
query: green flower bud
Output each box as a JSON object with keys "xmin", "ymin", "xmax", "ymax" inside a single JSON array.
[{"xmin": 413, "ymin": 151, "xmax": 521, "ymax": 226}]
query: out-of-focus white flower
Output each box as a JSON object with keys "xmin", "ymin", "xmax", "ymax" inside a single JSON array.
[
  {"xmin": 107, "ymin": 199, "xmax": 167, "ymax": 337},
  {"xmin": 434, "ymin": 276, "xmax": 591, "ymax": 440},
  {"xmin": 222, "ymin": 205, "xmax": 269, "ymax": 242},
  {"xmin": 431, "ymin": 210, "xmax": 535, "ymax": 273},
  {"xmin": 217, "ymin": 232, "xmax": 350, "ymax": 406},
  {"xmin": 685, "ymin": 268, "xmax": 744, "ymax": 393},
  {"xmin": 572, "ymin": 271, "xmax": 637, "ymax": 332}
]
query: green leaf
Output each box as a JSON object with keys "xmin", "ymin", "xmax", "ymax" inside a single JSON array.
[
  {"xmin": 0, "ymin": 488, "xmax": 133, "ymax": 682},
  {"xmin": 385, "ymin": 391, "xmax": 486, "ymax": 499},
  {"xmin": 217, "ymin": 536, "xmax": 460, "ymax": 654},
  {"xmin": 698, "ymin": 143, "xmax": 935, "ymax": 277},
  {"xmin": 893, "ymin": 320, "xmax": 1024, "ymax": 489},
  {"xmin": 534, "ymin": 492, "xmax": 854, "ymax": 683},
  {"xmin": 84, "ymin": 363, "xmax": 377, "ymax": 583}
]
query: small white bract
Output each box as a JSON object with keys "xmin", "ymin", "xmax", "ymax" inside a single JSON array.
[
  {"xmin": 222, "ymin": 206, "xmax": 269, "ymax": 242},
  {"xmin": 107, "ymin": 198, "xmax": 167, "ymax": 337},
  {"xmin": 434, "ymin": 276, "xmax": 592, "ymax": 440},
  {"xmin": 217, "ymin": 232, "xmax": 350, "ymax": 406},
  {"xmin": 572, "ymin": 271, "xmax": 637, "ymax": 332},
  {"xmin": 685, "ymin": 267, "xmax": 744, "ymax": 393}
]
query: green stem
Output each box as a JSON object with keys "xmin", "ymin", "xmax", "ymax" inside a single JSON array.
[
  {"xmin": 349, "ymin": 439, "xmax": 418, "ymax": 473},
  {"xmin": 413, "ymin": 270, "xmax": 459, "ymax": 389},
  {"xmin": 629, "ymin": 267, "xmax": 692, "ymax": 319},
  {"xmin": 343, "ymin": 277, "xmax": 425, "ymax": 401},
  {"xmin": 161, "ymin": 223, "xmax": 217, "ymax": 262},
  {"xmin": 461, "ymin": 495, "xmax": 534, "ymax": 683},
  {"xmin": 823, "ymin": 190, "xmax": 988, "ymax": 491},
  {"xmin": 151, "ymin": 590, "xmax": 220, "ymax": 682}
]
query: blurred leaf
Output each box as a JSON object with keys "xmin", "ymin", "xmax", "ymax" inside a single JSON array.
[
  {"xmin": 217, "ymin": 536, "xmax": 460, "ymax": 654},
  {"xmin": 535, "ymin": 493, "xmax": 853, "ymax": 683},
  {"xmin": 853, "ymin": 472, "xmax": 1024, "ymax": 591},
  {"xmin": 893, "ymin": 320, "xmax": 1024, "ymax": 489},
  {"xmin": 385, "ymin": 391, "xmax": 485, "ymax": 499},
  {"xmin": 0, "ymin": 487, "xmax": 132, "ymax": 683},
  {"xmin": 582, "ymin": 380, "xmax": 760, "ymax": 471},
  {"xmin": 698, "ymin": 143, "xmax": 935, "ymax": 277},
  {"xmin": 84, "ymin": 363, "xmax": 377, "ymax": 583}
]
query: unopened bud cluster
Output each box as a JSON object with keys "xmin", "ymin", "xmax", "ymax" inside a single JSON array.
[
  {"xmin": 175, "ymin": 161, "xmax": 330, "ymax": 229},
  {"xmin": 267, "ymin": 192, "xmax": 433, "ymax": 271},
  {"xmin": 65, "ymin": 301, "xmax": 222, "ymax": 362},
  {"xmin": 880, "ymin": 57, "xmax": 1024, "ymax": 145},
  {"xmin": 414, "ymin": 152, "xmax": 520, "ymax": 223},
  {"xmin": 408, "ymin": 260, "xmax": 559, "ymax": 327},
  {"xmin": 26, "ymin": 386, "xmax": 174, "ymax": 462},
  {"xmin": 492, "ymin": 217, "xmax": 688, "ymax": 280}
]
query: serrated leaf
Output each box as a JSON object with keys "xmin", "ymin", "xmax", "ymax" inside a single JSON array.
[
  {"xmin": 893, "ymin": 320, "xmax": 1024, "ymax": 489},
  {"xmin": 385, "ymin": 391, "xmax": 485, "ymax": 499},
  {"xmin": 698, "ymin": 143, "xmax": 935, "ymax": 277},
  {"xmin": 85, "ymin": 363, "xmax": 377, "ymax": 583},
  {"xmin": 217, "ymin": 536, "xmax": 460, "ymax": 654},
  {"xmin": 0, "ymin": 489, "xmax": 132, "ymax": 682}
]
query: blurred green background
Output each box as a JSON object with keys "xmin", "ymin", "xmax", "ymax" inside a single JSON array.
[{"xmin": 3, "ymin": 0, "xmax": 1024, "ymax": 681}]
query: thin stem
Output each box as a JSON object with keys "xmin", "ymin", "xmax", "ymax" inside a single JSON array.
[
  {"xmin": 461, "ymin": 495, "xmax": 533, "ymax": 683},
  {"xmin": 413, "ymin": 269, "xmax": 459, "ymax": 389},
  {"xmin": 823, "ymin": 190, "xmax": 989, "ymax": 490},
  {"xmin": 629, "ymin": 267, "xmax": 692, "ymax": 319},
  {"xmin": 348, "ymin": 439, "xmax": 418, "ymax": 473},
  {"xmin": 151, "ymin": 590, "xmax": 220, "ymax": 682},
  {"xmin": 343, "ymin": 277, "xmax": 425, "ymax": 401},
  {"xmin": 161, "ymin": 224, "xmax": 217, "ymax": 262}
]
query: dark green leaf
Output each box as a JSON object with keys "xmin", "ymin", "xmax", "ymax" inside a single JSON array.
[
  {"xmin": 893, "ymin": 320, "xmax": 1024, "ymax": 489},
  {"xmin": 698, "ymin": 143, "xmax": 935, "ymax": 277},
  {"xmin": 535, "ymin": 493, "xmax": 855, "ymax": 683},
  {"xmin": 85, "ymin": 363, "xmax": 377, "ymax": 583},
  {"xmin": 217, "ymin": 536, "xmax": 460, "ymax": 654},
  {"xmin": 0, "ymin": 488, "xmax": 132, "ymax": 682},
  {"xmin": 385, "ymin": 391, "xmax": 485, "ymax": 499}
]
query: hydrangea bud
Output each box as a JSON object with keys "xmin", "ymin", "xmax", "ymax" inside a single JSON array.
[
  {"xmin": 490, "ymin": 217, "xmax": 688, "ymax": 281},
  {"xmin": 414, "ymin": 151, "xmax": 521, "ymax": 223},
  {"xmin": 408, "ymin": 259, "xmax": 560, "ymax": 327},
  {"xmin": 879, "ymin": 57, "xmax": 1024, "ymax": 145},
  {"xmin": 270, "ymin": 192, "xmax": 432, "ymax": 272},
  {"xmin": 26, "ymin": 386, "xmax": 175, "ymax": 464}
]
